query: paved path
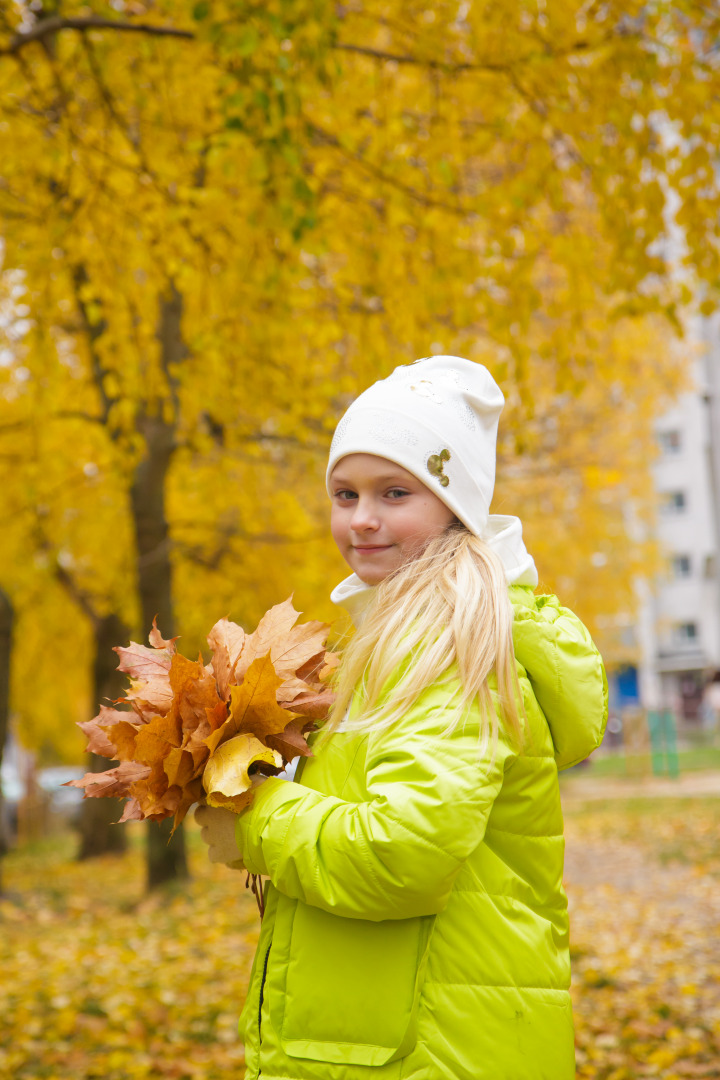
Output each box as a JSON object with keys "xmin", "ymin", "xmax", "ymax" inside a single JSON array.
[{"xmin": 560, "ymin": 768, "xmax": 720, "ymax": 804}]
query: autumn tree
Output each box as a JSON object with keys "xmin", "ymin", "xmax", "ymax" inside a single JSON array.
[
  {"xmin": 1, "ymin": 0, "xmax": 720, "ymax": 876},
  {"xmin": 0, "ymin": 588, "xmax": 13, "ymax": 892}
]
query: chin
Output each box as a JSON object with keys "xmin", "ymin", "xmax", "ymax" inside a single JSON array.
[
  {"xmin": 358, "ymin": 571, "xmax": 387, "ymax": 585},
  {"xmin": 350, "ymin": 562, "xmax": 391, "ymax": 586}
]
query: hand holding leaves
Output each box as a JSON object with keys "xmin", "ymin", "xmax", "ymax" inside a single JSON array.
[
  {"xmin": 194, "ymin": 804, "xmax": 245, "ymax": 869},
  {"xmin": 67, "ymin": 599, "xmax": 336, "ymax": 831}
]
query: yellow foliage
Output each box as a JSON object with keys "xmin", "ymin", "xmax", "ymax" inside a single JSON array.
[{"xmin": 1, "ymin": 1, "xmax": 718, "ymax": 754}]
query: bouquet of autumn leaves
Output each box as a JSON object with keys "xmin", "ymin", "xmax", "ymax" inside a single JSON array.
[{"xmin": 69, "ymin": 599, "xmax": 337, "ymax": 831}]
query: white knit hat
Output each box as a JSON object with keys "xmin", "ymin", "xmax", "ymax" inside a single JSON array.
[{"xmin": 326, "ymin": 355, "xmax": 538, "ymax": 597}]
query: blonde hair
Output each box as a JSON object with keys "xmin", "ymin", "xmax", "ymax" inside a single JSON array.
[{"xmin": 325, "ymin": 525, "xmax": 525, "ymax": 757}]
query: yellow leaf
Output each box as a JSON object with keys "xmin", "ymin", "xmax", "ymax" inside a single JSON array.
[{"xmin": 203, "ymin": 733, "xmax": 282, "ymax": 810}]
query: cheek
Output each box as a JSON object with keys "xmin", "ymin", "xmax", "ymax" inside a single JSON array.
[
  {"xmin": 330, "ymin": 506, "xmax": 348, "ymax": 549},
  {"xmin": 393, "ymin": 500, "xmax": 454, "ymax": 546},
  {"xmin": 391, "ymin": 505, "xmax": 435, "ymax": 543}
]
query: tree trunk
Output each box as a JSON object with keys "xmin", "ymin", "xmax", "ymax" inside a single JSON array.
[
  {"xmin": 131, "ymin": 287, "xmax": 188, "ymax": 889},
  {"xmin": 77, "ymin": 613, "xmax": 129, "ymax": 859},
  {"xmin": 0, "ymin": 589, "xmax": 13, "ymax": 894}
]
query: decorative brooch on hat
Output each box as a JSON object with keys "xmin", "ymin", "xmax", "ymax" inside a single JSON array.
[{"xmin": 427, "ymin": 448, "xmax": 451, "ymax": 487}]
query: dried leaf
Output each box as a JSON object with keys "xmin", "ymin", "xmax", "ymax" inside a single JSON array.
[
  {"xmin": 131, "ymin": 760, "xmax": 173, "ymax": 819},
  {"xmin": 203, "ymin": 733, "xmax": 282, "ymax": 806},
  {"xmin": 172, "ymin": 655, "xmax": 224, "ymax": 734},
  {"xmin": 231, "ymin": 597, "xmax": 301, "ymax": 681},
  {"xmin": 294, "ymin": 650, "xmax": 329, "ymax": 685},
  {"xmin": 125, "ymin": 676, "xmax": 174, "ymax": 719},
  {"xmin": 205, "ymin": 655, "xmax": 296, "ymax": 755},
  {"xmin": 276, "ymin": 675, "xmax": 313, "ymax": 698},
  {"xmin": 78, "ymin": 705, "xmax": 127, "ymax": 757},
  {"xmin": 134, "ymin": 714, "xmax": 179, "ymax": 766},
  {"xmin": 277, "ymin": 688, "xmax": 334, "ymax": 719},
  {"xmin": 66, "ymin": 761, "xmax": 151, "ymax": 798},
  {"xmin": 100, "ymin": 718, "xmax": 144, "ymax": 761},
  {"xmin": 319, "ymin": 652, "xmax": 340, "ymax": 682},
  {"xmin": 114, "ymin": 641, "xmax": 173, "ymax": 680},
  {"xmin": 163, "ymin": 747, "xmax": 195, "ymax": 789},
  {"xmin": 117, "ymin": 797, "xmax": 143, "ymax": 822},
  {"xmin": 270, "ymin": 621, "xmax": 332, "ymax": 680},
  {"xmin": 207, "ymin": 617, "xmax": 246, "ymax": 700},
  {"xmin": 206, "ymin": 700, "xmax": 229, "ymax": 732},
  {"xmin": 168, "ymin": 652, "xmax": 205, "ymax": 696},
  {"xmin": 171, "ymin": 777, "xmax": 205, "ymax": 833},
  {"xmin": 265, "ymin": 717, "xmax": 315, "ymax": 760},
  {"xmin": 204, "ymin": 787, "xmax": 256, "ymax": 814},
  {"xmin": 148, "ymin": 616, "xmax": 178, "ymax": 652},
  {"xmin": 76, "ymin": 600, "xmax": 333, "ymax": 828}
]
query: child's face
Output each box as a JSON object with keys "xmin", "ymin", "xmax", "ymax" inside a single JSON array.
[{"xmin": 329, "ymin": 453, "xmax": 457, "ymax": 584}]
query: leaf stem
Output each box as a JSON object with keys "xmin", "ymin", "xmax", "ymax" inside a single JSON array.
[{"xmin": 246, "ymin": 872, "xmax": 265, "ymax": 919}]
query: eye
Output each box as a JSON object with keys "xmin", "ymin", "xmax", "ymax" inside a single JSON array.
[
  {"xmin": 334, "ymin": 488, "xmax": 358, "ymax": 501},
  {"xmin": 386, "ymin": 488, "xmax": 410, "ymax": 499}
]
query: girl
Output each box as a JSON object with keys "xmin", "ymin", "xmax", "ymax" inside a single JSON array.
[{"xmin": 197, "ymin": 356, "xmax": 607, "ymax": 1080}]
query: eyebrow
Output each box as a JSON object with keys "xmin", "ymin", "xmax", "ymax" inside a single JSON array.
[{"xmin": 331, "ymin": 474, "xmax": 415, "ymax": 487}]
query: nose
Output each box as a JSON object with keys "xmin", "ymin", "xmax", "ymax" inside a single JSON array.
[{"xmin": 349, "ymin": 496, "xmax": 380, "ymax": 534}]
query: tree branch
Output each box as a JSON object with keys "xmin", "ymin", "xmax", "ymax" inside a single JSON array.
[
  {"xmin": 333, "ymin": 42, "xmax": 511, "ymax": 72},
  {"xmin": 175, "ymin": 526, "xmax": 327, "ymax": 571},
  {"xmin": 307, "ymin": 121, "xmax": 469, "ymax": 216},
  {"xmin": 71, "ymin": 263, "xmax": 119, "ymax": 434},
  {"xmin": 0, "ymin": 16, "xmax": 194, "ymax": 58},
  {"xmin": 334, "ymin": 35, "xmax": 615, "ymax": 73},
  {"xmin": 34, "ymin": 520, "xmax": 101, "ymax": 627}
]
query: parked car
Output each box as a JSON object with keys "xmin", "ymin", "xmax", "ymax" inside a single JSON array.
[
  {"xmin": 0, "ymin": 762, "xmax": 86, "ymax": 841},
  {"xmin": 37, "ymin": 766, "xmax": 85, "ymax": 819},
  {"xmin": 0, "ymin": 760, "xmax": 23, "ymax": 842}
]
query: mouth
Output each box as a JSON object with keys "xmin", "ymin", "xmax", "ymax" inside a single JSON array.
[{"xmin": 352, "ymin": 545, "xmax": 392, "ymax": 553}]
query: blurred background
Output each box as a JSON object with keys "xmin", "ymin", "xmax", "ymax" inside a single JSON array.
[{"xmin": 1, "ymin": 2, "xmax": 719, "ymax": 1078}]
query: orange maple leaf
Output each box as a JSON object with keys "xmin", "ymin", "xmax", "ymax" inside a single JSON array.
[
  {"xmin": 205, "ymin": 655, "xmax": 297, "ymax": 755},
  {"xmin": 67, "ymin": 761, "xmax": 151, "ymax": 798}
]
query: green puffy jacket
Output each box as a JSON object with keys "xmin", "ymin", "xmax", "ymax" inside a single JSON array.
[{"xmin": 235, "ymin": 587, "xmax": 607, "ymax": 1080}]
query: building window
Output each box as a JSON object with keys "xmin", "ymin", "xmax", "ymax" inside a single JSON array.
[
  {"xmin": 674, "ymin": 622, "xmax": 699, "ymax": 644},
  {"xmin": 671, "ymin": 554, "xmax": 692, "ymax": 579},
  {"xmin": 661, "ymin": 491, "xmax": 686, "ymax": 514},
  {"xmin": 658, "ymin": 429, "xmax": 682, "ymax": 454},
  {"xmin": 705, "ymin": 554, "xmax": 716, "ymax": 579}
]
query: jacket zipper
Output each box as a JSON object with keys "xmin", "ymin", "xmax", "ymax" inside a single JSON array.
[{"xmin": 256, "ymin": 944, "xmax": 271, "ymax": 1076}]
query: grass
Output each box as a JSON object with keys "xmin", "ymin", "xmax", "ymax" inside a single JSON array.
[{"xmin": 566, "ymin": 746, "xmax": 720, "ymax": 779}]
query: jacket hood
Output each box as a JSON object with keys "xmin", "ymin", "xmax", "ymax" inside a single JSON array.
[
  {"xmin": 331, "ymin": 577, "xmax": 607, "ymax": 772},
  {"xmin": 510, "ymin": 587, "xmax": 608, "ymax": 770}
]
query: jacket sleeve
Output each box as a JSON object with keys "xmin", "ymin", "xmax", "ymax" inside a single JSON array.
[
  {"xmin": 235, "ymin": 692, "xmax": 515, "ymax": 921},
  {"xmin": 510, "ymin": 585, "xmax": 608, "ymax": 770}
]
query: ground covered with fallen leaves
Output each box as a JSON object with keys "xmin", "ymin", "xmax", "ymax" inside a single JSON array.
[
  {"xmin": 1, "ymin": 797, "xmax": 719, "ymax": 1079},
  {"xmin": 565, "ymin": 797, "xmax": 720, "ymax": 1079},
  {"xmin": 0, "ymin": 823, "xmax": 256, "ymax": 1079}
]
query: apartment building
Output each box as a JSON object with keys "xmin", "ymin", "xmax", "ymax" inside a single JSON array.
[{"xmin": 634, "ymin": 330, "xmax": 720, "ymax": 722}]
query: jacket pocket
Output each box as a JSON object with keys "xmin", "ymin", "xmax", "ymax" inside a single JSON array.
[{"xmin": 275, "ymin": 901, "xmax": 435, "ymax": 1067}]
